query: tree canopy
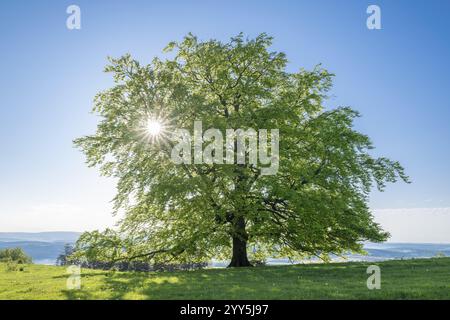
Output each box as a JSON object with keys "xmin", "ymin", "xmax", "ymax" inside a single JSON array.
[{"xmin": 74, "ymin": 33, "xmax": 409, "ymax": 267}]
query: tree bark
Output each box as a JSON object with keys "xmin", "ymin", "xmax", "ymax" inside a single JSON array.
[{"xmin": 227, "ymin": 216, "xmax": 252, "ymax": 267}]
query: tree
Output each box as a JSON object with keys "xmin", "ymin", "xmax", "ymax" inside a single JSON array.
[
  {"xmin": 74, "ymin": 33, "xmax": 409, "ymax": 267},
  {"xmin": 56, "ymin": 243, "xmax": 75, "ymax": 266},
  {"xmin": 0, "ymin": 248, "xmax": 32, "ymax": 264}
]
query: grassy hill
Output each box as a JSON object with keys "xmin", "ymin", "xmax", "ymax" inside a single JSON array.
[{"xmin": 1, "ymin": 258, "xmax": 449, "ymax": 300}]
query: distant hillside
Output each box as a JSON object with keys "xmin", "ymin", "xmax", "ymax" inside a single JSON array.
[
  {"xmin": 0, "ymin": 232, "xmax": 81, "ymax": 243},
  {"xmin": 0, "ymin": 241, "xmax": 70, "ymax": 264},
  {"xmin": 0, "ymin": 232, "xmax": 82, "ymax": 264}
]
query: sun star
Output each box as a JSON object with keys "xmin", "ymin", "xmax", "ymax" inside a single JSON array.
[{"xmin": 146, "ymin": 119, "xmax": 163, "ymax": 137}]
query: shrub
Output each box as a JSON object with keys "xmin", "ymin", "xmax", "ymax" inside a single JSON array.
[
  {"xmin": 6, "ymin": 260, "xmax": 18, "ymax": 271},
  {"xmin": 0, "ymin": 248, "xmax": 32, "ymax": 264}
]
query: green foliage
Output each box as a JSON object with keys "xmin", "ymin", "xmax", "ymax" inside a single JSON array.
[
  {"xmin": 5, "ymin": 260, "xmax": 18, "ymax": 272},
  {"xmin": 5, "ymin": 260, "xmax": 26, "ymax": 272},
  {"xmin": 74, "ymin": 33, "xmax": 409, "ymax": 265},
  {"xmin": 71, "ymin": 229, "xmax": 125, "ymax": 263},
  {"xmin": 0, "ymin": 248, "xmax": 32, "ymax": 264},
  {"xmin": 56, "ymin": 244, "xmax": 76, "ymax": 266}
]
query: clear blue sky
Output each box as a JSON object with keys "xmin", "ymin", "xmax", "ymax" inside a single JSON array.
[{"xmin": 1, "ymin": 1, "xmax": 449, "ymax": 241}]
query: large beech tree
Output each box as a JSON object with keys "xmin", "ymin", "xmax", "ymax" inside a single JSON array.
[{"xmin": 74, "ymin": 34, "xmax": 408, "ymax": 267}]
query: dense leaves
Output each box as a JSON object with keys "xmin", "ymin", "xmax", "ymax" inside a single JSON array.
[
  {"xmin": 74, "ymin": 33, "xmax": 408, "ymax": 266},
  {"xmin": 0, "ymin": 248, "xmax": 32, "ymax": 264}
]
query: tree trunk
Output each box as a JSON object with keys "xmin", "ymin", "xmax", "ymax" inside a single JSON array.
[{"xmin": 227, "ymin": 216, "xmax": 252, "ymax": 267}]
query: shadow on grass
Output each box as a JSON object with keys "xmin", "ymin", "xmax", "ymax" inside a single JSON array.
[
  {"xmin": 60, "ymin": 258, "xmax": 450, "ymax": 300},
  {"xmin": 52, "ymin": 271, "xmax": 110, "ymax": 279},
  {"xmin": 61, "ymin": 263, "xmax": 362, "ymax": 300},
  {"xmin": 102, "ymin": 267, "xmax": 266, "ymax": 299},
  {"xmin": 63, "ymin": 289, "xmax": 94, "ymax": 300}
]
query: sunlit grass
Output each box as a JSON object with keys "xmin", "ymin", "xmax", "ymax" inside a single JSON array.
[{"xmin": 0, "ymin": 258, "xmax": 449, "ymax": 300}]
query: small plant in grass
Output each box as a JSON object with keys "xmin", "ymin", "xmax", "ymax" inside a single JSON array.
[
  {"xmin": 5, "ymin": 259, "xmax": 18, "ymax": 272},
  {"xmin": 4, "ymin": 259, "xmax": 25, "ymax": 272}
]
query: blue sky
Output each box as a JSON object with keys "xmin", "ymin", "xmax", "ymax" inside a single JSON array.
[{"xmin": 0, "ymin": 1, "xmax": 449, "ymax": 241}]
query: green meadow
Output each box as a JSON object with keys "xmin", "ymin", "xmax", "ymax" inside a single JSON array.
[{"xmin": 1, "ymin": 258, "xmax": 449, "ymax": 300}]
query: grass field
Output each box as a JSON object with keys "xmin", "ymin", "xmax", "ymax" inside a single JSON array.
[{"xmin": 0, "ymin": 258, "xmax": 449, "ymax": 299}]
